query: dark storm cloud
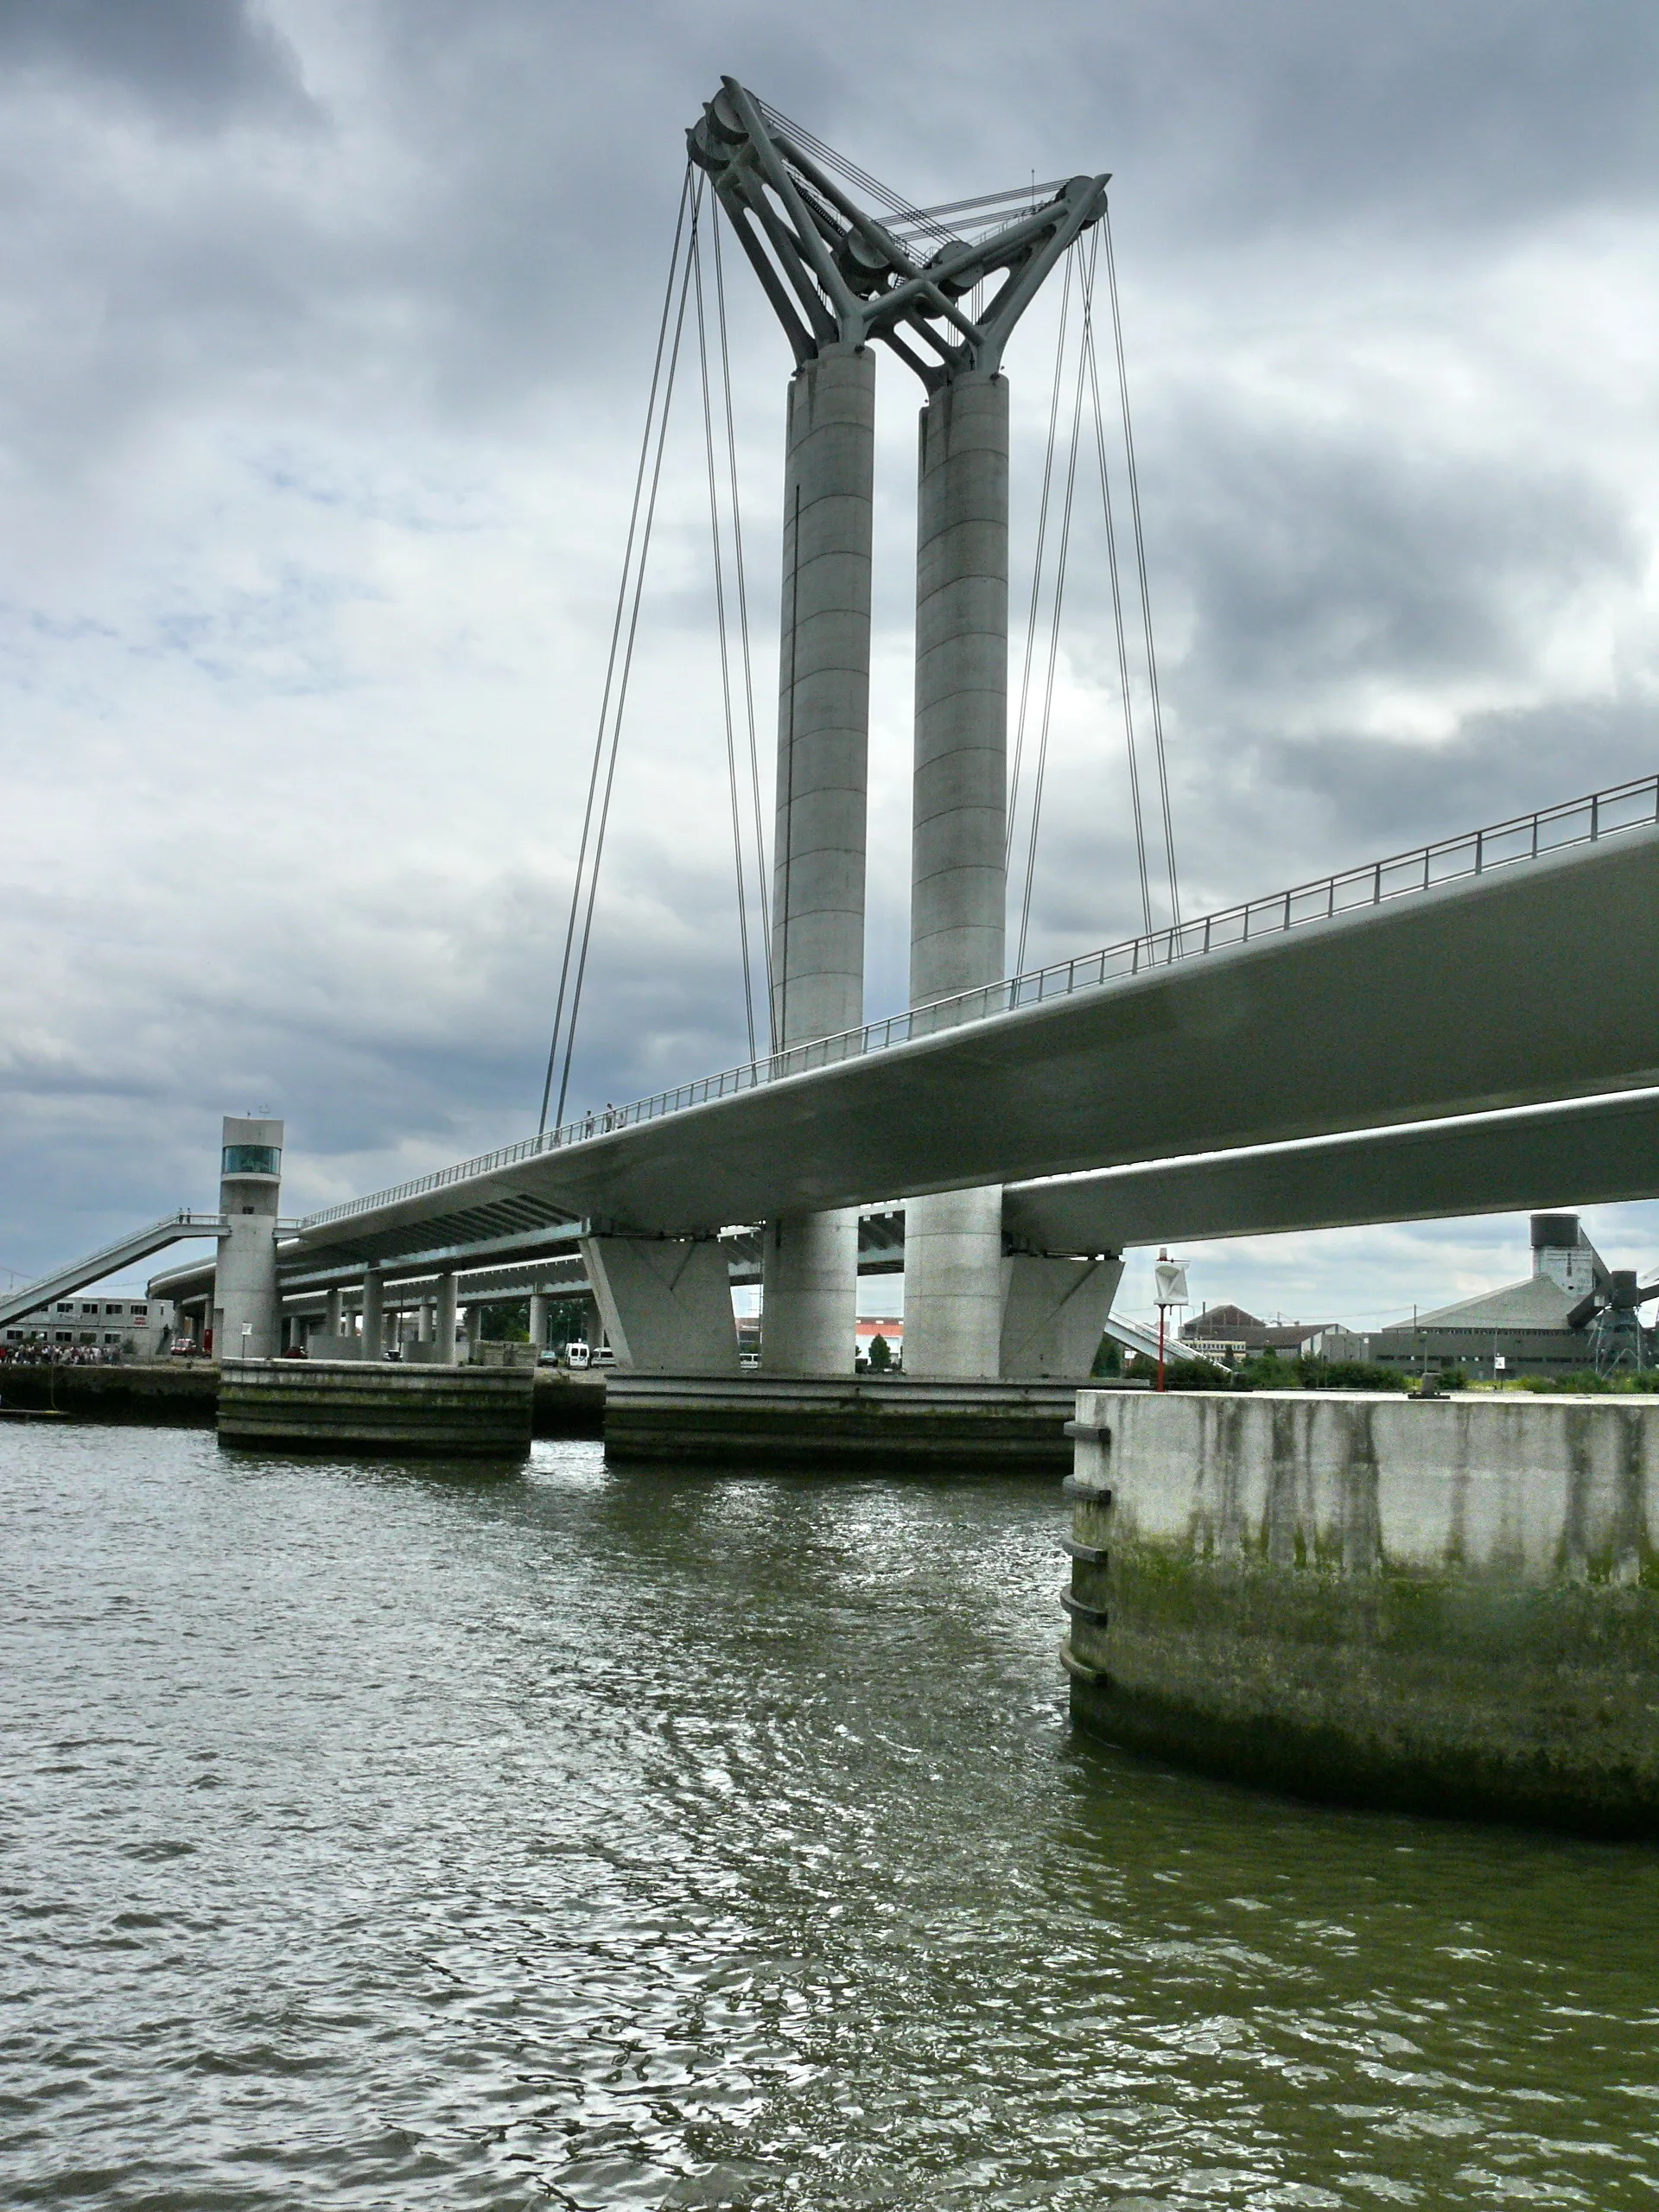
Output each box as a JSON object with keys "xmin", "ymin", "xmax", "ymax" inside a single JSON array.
[{"xmin": 0, "ymin": 0, "xmax": 308, "ymax": 125}]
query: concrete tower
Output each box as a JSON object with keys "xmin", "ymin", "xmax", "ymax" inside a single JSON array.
[
  {"xmin": 213, "ymin": 1116, "xmax": 283, "ymax": 1362},
  {"xmin": 691, "ymin": 79, "xmax": 1106, "ymax": 1376},
  {"xmin": 903, "ymin": 375, "xmax": 1014, "ymax": 1377},
  {"xmin": 762, "ymin": 348, "xmax": 875, "ymax": 1371},
  {"xmin": 691, "ymin": 81, "xmax": 877, "ymax": 1375}
]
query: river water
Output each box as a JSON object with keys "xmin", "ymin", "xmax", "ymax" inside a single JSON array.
[{"xmin": 3, "ymin": 1426, "xmax": 1658, "ymax": 2209}]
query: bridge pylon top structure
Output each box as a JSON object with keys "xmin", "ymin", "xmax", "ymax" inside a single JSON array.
[{"xmin": 688, "ymin": 76, "xmax": 1108, "ymax": 387}]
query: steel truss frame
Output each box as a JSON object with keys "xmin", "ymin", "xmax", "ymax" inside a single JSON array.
[{"xmin": 688, "ymin": 75, "xmax": 1109, "ymax": 386}]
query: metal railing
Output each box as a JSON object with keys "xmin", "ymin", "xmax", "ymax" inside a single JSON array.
[
  {"xmin": 0, "ymin": 1210, "xmax": 228, "ymax": 1326},
  {"xmin": 298, "ymin": 772, "xmax": 1659, "ymax": 1232}
]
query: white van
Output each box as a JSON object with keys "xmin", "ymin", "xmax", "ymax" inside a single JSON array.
[{"xmin": 563, "ymin": 1341, "xmax": 591, "ymax": 1370}]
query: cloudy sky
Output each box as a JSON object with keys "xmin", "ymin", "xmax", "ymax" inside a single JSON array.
[{"xmin": 3, "ymin": 0, "xmax": 1657, "ymax": 1327}]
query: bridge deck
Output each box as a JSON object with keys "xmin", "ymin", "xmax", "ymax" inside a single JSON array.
[{"xmin": 270, "ymin": 819, "xmax": 1659, "ymax": 1267}]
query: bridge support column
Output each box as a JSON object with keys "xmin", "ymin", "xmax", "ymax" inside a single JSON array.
[
  {"xmin": 1000, "ymin": 1254, "xmax": 1125, "ymax": 1379},
  {"xmin": 581, "ymin": 1235, "xmax": 738, "ymax": 1375},
  {"xmin": 905, "ymin": 378, "xmax": 1010, "ymax": 1380},
  {"xmin": 360, "ymin": 1266, "xmax": 384, "ymax": 1361},
  {"xmin": 435, "ymin": 1272, "xmax": 457, "ymax": 1363},
  {"xmin": 213, "ymin": 1116, "xmax": 283, "ymax": 1363},
  {"xmin": 528, "ymin": 1292, "xmax": 547, "ymax": 1360},
  {"xmin": 762, "ymin": 348, "xmax": 874, "ymax": 1378},
  {"xmin": 324, "ymin": 1287, "xmax": 343, "ymax": 1343},
  {"xmin": 416, "ymin": 1298, "xmax": 432, "ymax": 1346},
  {"xmin": 761, "ymin": 1211, "xmax": 859, "ymax": 1375}
]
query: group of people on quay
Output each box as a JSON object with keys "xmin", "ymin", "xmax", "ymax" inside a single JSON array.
[{"xmin": 0, "ymin": 1341, "xmax": 123, "ymax": 1367}]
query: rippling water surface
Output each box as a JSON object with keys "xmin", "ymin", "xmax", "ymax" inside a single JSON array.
[{"xmin": 4, "ymin": 1426, "xmax": 1659, "ymax": 2208}]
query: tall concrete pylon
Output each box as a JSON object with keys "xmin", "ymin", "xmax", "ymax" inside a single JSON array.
[
  {"xmin": 903, "ymin": 375, "xmax": 1013, "ymax": 1376},
  {"xmin": 760, "ymin": 349, "xmax": 874, "ymax": 1370},
  {"xmin": 690, "ymin": 81, "xmax": 875, "ymax": 1375},
  {"xmin": 690, "ymin": 79, "xmax": 1107, "ymax": 1376}
]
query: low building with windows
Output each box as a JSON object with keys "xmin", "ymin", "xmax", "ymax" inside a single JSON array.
[
  {"xmin": 3, "ymin": 1294, "xmax": 176, "ymax": 1357},
  {"xmin": 1181, "ymin": 1303, "xmax": 1326, "ymax": 1360}
]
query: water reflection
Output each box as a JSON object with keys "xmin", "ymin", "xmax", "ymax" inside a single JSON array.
[{"xmin": 2, "ymin": 1425, "xmax": 1656, "ymax": 2208}]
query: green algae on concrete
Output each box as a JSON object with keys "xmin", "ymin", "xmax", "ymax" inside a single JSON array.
[{"xmin": 1065, "ymin": 1389, "xmax": 1659, "ymax": 1834}]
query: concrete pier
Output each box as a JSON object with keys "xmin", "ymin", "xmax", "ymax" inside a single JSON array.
[
  {"xmin": 1065, "ymin": 1389, "xmax": 1659, "ymax": 1835},
  {"xmin": 217, "ymin": 1359, "xmax": 533, "ymax": 1458},
  {"xmin": 605, "ymin": 1372, "xmax": 1077, "ymax": 1471},
  {"xmin": 762, "ymin": 349, "xmax": 874, "ymax": 1376},
  {"xmin": 906, "ymin": 378, "xmax": 1010, "ymax": 1378}
]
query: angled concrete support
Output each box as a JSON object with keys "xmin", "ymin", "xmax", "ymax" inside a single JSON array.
[
  {"xmin": 581, "ymin": 1236, "xmax": 739, "ymax": 1376},
  {"xmin": 1000, "ymin": 1254, "xmax": 1125, "ymax": 1379}
]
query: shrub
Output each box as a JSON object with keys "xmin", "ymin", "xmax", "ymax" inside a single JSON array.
[
  {"xmin": 1157, "ymin": 1357, "xmax": 1237, "ymax": 1391},
  {"xmin": 1300, "ymin": 1357, "xmax": 1410, "ymax": 1392}
]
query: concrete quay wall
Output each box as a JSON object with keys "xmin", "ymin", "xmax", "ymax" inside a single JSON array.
[
  {"xmin": 606, "ymin": 1374, "xmax": 1078, "ymax": 1471},
  {"xmin": 218, "ymin": 1359, "xmax": 533, "ymax": 1459},
  {"xmin": 1065, "ymin": 1389, "xmax": 1659, "ymax": 1834},
  {"xmin": 0, "ymin": 1360, "xmax": 219, "ymax": 1425}
]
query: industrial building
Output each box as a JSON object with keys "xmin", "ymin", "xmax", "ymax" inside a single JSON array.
[{"xmin": 1364, "ymin": 1214, "xmax": 1631, "ymax": 1380}]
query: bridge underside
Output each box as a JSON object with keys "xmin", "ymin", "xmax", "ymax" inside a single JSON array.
[{"xmin": 145, "ymin": 1086, "xmax": 1659, "ymax": 1322}]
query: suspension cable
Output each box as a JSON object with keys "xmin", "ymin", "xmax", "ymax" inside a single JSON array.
[
  {"xmin": 549, "ymin": 176, "xmax": 699, "ymax": 1132},
  {"xmin": 538, "ymin": 167, "xmax": 695, "ymax": 1132},
  {"xmin": 1015, "ymin": 234, "xmax": 1092, "ymax": 976},
  {"xmin": 1007, "ymin": 245, "xmax": 1073, "ymax": 871},
  {"xmin": 692, "ymin": 214, "xmax": 759, "ymax": 1062},
  {"xmin": 1083, "ymin": 276, "xmax": 1154, "ymax": 937},
  {"xmin": 710, "ymin": 210, "xmax": 774, "ymax": 1046},
  {"xmin": 1103, "ymin": 201, "xmax": 1180, "ymax": 928}
]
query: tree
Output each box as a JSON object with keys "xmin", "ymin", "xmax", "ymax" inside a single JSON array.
[{"xmin": 868, "ymin": 1332, "xmax": 892, "ymax": 1371}]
